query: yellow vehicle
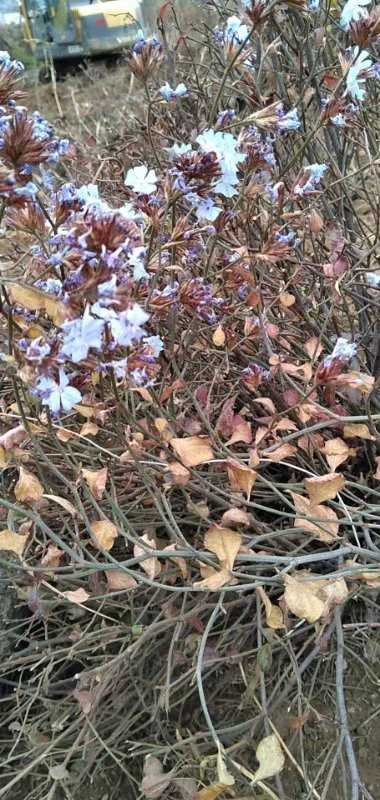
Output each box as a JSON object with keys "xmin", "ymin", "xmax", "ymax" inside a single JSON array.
[{"xmin": 20, "ymin": 0, "xmax": 145, "ymax": 63}]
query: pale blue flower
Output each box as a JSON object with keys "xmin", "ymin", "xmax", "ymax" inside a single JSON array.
[
  {"xmin": 294, "ymin": 163, "xmax": 328, "ymax": 196},
  {"xmin": 340, "ymin": 0, "xmax": 370, "ymax": 29},
  {"xmin": 196, "ymin": 129, "xmax": 245, "ymax": 198},
  {"xmin": 277, "ymin": 107, "xmax": 300, "ymax": 131},
  {"xmin": 61, "ymin": 307, "xmax": 105, "ymax": 363},
  {"xmin": 165, "ymin": 142, "xmax": 192, "ymax": 159},
  {"xmin": 125, "ymin": 165, "xmax": 158, "ymax": 195},
  {"xmin": 76, "ymin": 183, "xmax": 109, "ymax": 213},
  {"xmin": 35, "ymin": 369, "xmax": 82, "ymax": 414},
  {"xmin": 224, "ymin": 16, "xmax": 249, "ymax": 44},
  {"xmin": 159, "ymin": 82, "xmax": 188, "ymax": 101},
  {"xmin": 144, "ymin": 335, "xmax": 164, "ymax": 356},
  {"xmin": 345, "ymin": 48, "xmax": 372, "ymax": 101},
  {"xmin": 187, "ymin": 193, "xmax": 221, "ymax": 221},
  {"xmin": 127, "ymin": 247, "xmax": 149, "ymax": 280}
]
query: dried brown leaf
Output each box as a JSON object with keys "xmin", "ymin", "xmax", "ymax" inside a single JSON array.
[
  {"xmin": 193, "ymin": 567, "xmax": 233, "ymax": 591},
  {"xmin": 304, "ymin": 472, "xmax": 345, "ymax": 505},
  {"xmin": 291, "ymin": 492, "xmax": 339, "ymax": 542},
  {"xmin": 141, "ymin": 756, "xmax": 172, "ymax": 799},
  {"xmin": 263, "ymin": 443, "xmax": 297, "ymax": 462},
  {"xmin": 90, "ymin": 519, "xmax": 118, "ymax": 551},
  {"xmin": 204, "ymin": 525, "xmax": 241, "ymax": 571},
  {"xmin": 221, "ymin": 508, "xmax": 251, "ymax": 528},
  {"xmin": 105, "ymin": 570, "xmax": 138, "ymax": 591},
  {"xmin": 226, "ymin": 459, "xmax": 257, "ymax": 500},
  {"xmin": 323, "ymin": 437, "xmax": 355, "ymax": 471},
  {"xmin": 134, "ymin": 533, "xmax": 161, "ymax": 579},
  {"xmin": 81, "ymin": 467, "xmax": 108, "ymax": 500},
  {"xmin": 252, "ymin": 734, "xmax": 285, "ymax": 783},
  {"xmin": 257, "ymin": 587, "xmax": 285, "ymax": 629},
  {"xmin": 343, "ymin": 424, "xmax": 376, "ymax": 441},
  {"xmin": 171, "ymin": 436, "xmax": 214, "ymax": 467},
  {"xmin": 14, "ymin": 467, "xmax": 44, "ymax": 504},
  {"xmin": 212, "ymin": 326, "xmax": 226, "ymax": 347},
  {"xmin": 0, "ymin": 528, "xmax": 28, "ymax": 557},
  {"xmin": 63, "ymin": 587, "xmax": 90, "ymax": 604}
]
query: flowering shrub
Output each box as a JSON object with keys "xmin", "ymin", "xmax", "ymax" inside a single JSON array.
[{"xmin": 0, "ymin": 2, "xmax": 380, "ymax": 797}]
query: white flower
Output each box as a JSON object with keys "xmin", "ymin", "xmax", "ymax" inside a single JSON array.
[
  {"xmin": 225, "ymin": 16, "xmax": 249, "ymax": 44},
  {"xmin": 196, "ymin": 129, "xmax": 245, "ymax": 198},
  {"xmin": 340, "ymin": 0, "xmax": 370, "ymax": 29},
  {"xmin": 125, "ymin": 165, "xmax": 158, "ymax": 195},
  {"xmin": 35, "ymin": 370, "xmax": 82, "ymax": 414},
  {"xmin": 345, "ymin": 48, "xmax": 372, "ymax": 101},
  {"xmin": 367, "ymin": 272, "xmax": 380, "ymax": 287},
  {"xmin": 159, "ymin": 82, "xmax": 188, "ymax": 101},
  {"xmin": 126, "ymin": 303, "xmax": 149, "ymax": 327},
  {"xmin": 127, "ymin": 247, "xmax": 149, "ymax": 281},
  {"xmin": 61, "ymin": 306, "xmax": 105, "ymax": 363},
  {"xmin": 144, "ymin": 335, "xmax": 164, "ymax": 356},
  {"xmin": 331, "ymin": 338, "xmax": 357, "ymax": 360},
  {"xmin": 76, "ymin": 183, "xmax": 110, "ymax": 213},
  {"xmin": 165, "ymin": 143, "xmax": 192, "ymax": 159}
]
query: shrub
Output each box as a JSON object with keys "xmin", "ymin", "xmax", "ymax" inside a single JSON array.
[{"xmin": 0, "ymin": 3, "xmax": 380, "ymax": 798}]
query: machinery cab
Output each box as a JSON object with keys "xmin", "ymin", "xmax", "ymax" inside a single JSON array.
[{"xmin": 20, "ymin": 0, "xmax": 143, "ymax": 61}]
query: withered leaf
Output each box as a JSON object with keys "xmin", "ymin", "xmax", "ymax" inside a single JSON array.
[
  {"xmin": 204, "ymin": 525, "xmax": 241, "ymax": 572},
  {"xmin": 0, "ymin": 528, "xmax": 28, "ymax": 557},
  {"xmin": 171, "ymin": 436, "xmax": 214, "ymax": 467},
  {"xmin": 252, "ymin": 734, "xmax": 285, "ymax": 783},
  {"xmin": 81, "ymin": 467, "xmax": 108, "ymax": 500},
  {"xmin": 291, "ymin": 492, "xmax": 339, "ymax": 542},
  {"xmin": 226, "ymin": 459, "xmax": 257, "ymax": 500},
  {"xmin": 90, "ymin": 519, "xmax": 118, "ymax": 551},
  {"xmin": 304, "ymin": 472, "xmax": 345, "ymax": 505},
  {"xmin": 134, "ymin": 533, "xmax": 161, "ymax": 579},
  {"xmin": 15, "ymin": 467, "xmax": 44, "ymax": 505}
]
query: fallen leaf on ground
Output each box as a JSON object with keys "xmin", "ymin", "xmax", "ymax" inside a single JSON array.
[
  {"xmin": 15, "ymin": 467, "xmax": 44, "ymax": 504},
  {"xmin": 81, "ymin": 467, "xmax": 108, "ymax": 500},
  {"xmin": 345, "ymin": 560, "xmax": 380, "ymax": 588},
  {"xmin": 196, "ymin": 784, "xmax": 229, "ymax": 800},
  {"xmin": 134, "ymin": 533, "xmax": 161, "ymax": 579},
  {"xmin": 163, "ymin": 544, "xmax": 189, "ymax": 580},
  {"xmin": 204, "ymin": 525, "xmax": 241, "ymax": 571},
  {"xmin": 63, "ymin": 588, "xmax": 90, "ymax": 604},
  {"xmin": 0, "ymin": 424, "xmax": 27, "ymax": 450},
  {"xmin": 343, "ymin": 424, "xmax": 375, "ymax": 441},
  {"xmin": 304, "ymin": 336, "xmax": 323, "ymax": 360},
  {"xmin": 252, "ymin": 734, "xmax": 285, "ymax": 783},
  {"xmin": 213, "ymin": 326, "xmax": 226, "ymax": 347},
  {"xmin": 226, "ymin": 417, "xmax": 252, "ymax": 446},
  {"xmin": 44, "ymin": 494, "xmax": 77, "ymax": 516},
  {"xmin": 304, "ymin": 472, "xmax": 345, "ymax": 505},
  {"xmin": 193, "ymin": 567, "xmax": 233, "ymax": 591},
  {"xmin": 165, "ymin": 461, "xmax": 191, "ymax": 485},
  {"xmin": 263, "ymin": 443, "xmax": 297, "ymax": 462},
  {"xmin": 0, "ymin": 528, "xmax": 28, "ymax": 557},
  {"xmin": 322, "ymin": 437, "xmax": 355, "ymax": 471},
  {"xmin": 283, "ymin": 573, "xmax": 348, "ymax": 622},
  {"xmin": 90, "ymin": 519, "xmax": 118, "ymax": 551},
  {"xmin": 221, "ymin": 508, "xmax": 251, "ymax": 528},
  {"xmin": 226, "ymin": 459, "xmax": 257, "ymax": 500},
  {"xmin": 105, "ymin": 570, "xmax": 138, "ymax": 591},
  {"xmin": 171, "ymin": 436, "xmax": 214, "ymax": 467},
  {"xmin": 290, "ymin": 492, "xmax": 339, "ymax": 542},
  {"xmin": 141, "ymin": 755, "xmax": 172, "ymax": 798},
  {"xmin": 217, "ymin": 747, "xmax": 235, "ymax": 786},
  {"xmin": 257, "ymin": 586, "xmax": 285, "ymax": 629},
  {"xmin": 80, "ymin": 422, "xmax": 99, "ymax": 436},
  {"xmin": 375, "ymin": 457, "xmax": 380, "ymax": 481},
  {"xmin": 41, "ymin": 545, "xmax": 63, "ymax": 568}
]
